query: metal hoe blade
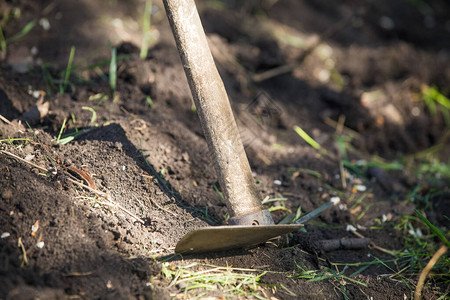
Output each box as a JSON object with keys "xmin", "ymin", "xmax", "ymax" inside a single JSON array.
[
  {"xmin": 176, "ymin": 200, "xmax": 338, "ymax": 254},
  {"xmin": 175, "ymin": 224, "xmax": 303, "ymax": 254}
]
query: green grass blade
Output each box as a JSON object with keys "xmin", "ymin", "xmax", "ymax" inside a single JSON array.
[
  {"xmin": 56, "ymin": 118, "xmax": 67, "ymax": 144},
  {"xmin": 287, "ymin": 167, "xmax": 322, "ymax": 178},
  {"xmin": 212, "ymin": 183, "xmax": 225, "ymax": 203},
  {"xmin": 61, "ymin": 46, "xmax": 76, "ymax": 94},
  {"xmin": 0, "ymin": 138, "xmax": 31, "ymax": 143},
  {"xmin": 342, "ymin": 160, "xmax": 366, "ymax": 178},
  {"xmin": 146, "ymin": 96, "xmax": 154, "ymax": 109},
  {"xmin": 82, "ymin": 106, "xmax": 97, "ymax": 123},
  {"xmin": 336, "ymin": 136, "xmax": 348, "ymax": 159},
  {"xmin": 293, "ymin": 125, "xmax": 321, "ymax": 150},
  {"xmin": 0, "ymin": 25, "xmax": 6, "ymax": 59},
  {"xmin": 6, "ymin": 20, "xmax": 36, "ymax": 43},
  {"xmin": 415, "ymin": 209, "xmax": 450, "ymax": 247}
]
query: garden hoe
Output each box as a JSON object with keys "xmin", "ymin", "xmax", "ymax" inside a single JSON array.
[{"xmin": 162, "ymin": 0, "xmax": 336, "ymax": 254}]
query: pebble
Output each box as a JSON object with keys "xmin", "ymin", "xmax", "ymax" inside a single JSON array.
[
  {"xmin": 273, "ymin": 180, "xmax": 282, "ymax": 186},
  {"xmin": 36, "ymin": 241, "xmax": 45, "ymax": 248},
  {"xmin": 346, "ymin": 224, "xmax": 357, "ymax": 232},
  {"xmin": 1, "ymin": 232, "xmax": 10, "ymax": 239},
  {"xmin": 330, "ymin": 196, "xmax": 340, "ymax": 204},
  {"xmin": 355, "ymin": 184, "xmax": 367, "ymax": 192},
  {"xmin": 2, "ymin": 189, "xmax": 13, "ymax": 200},
  {"xmin": 379, "ymin": 16, "xmax": 395, "ymax": 30}
]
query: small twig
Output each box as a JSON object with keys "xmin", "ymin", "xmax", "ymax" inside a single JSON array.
[
  {"xmin": 63, "ymin": 271, "xmax": 94, "ymax": 277},
  {"xmin": 67, "ymin": 177, "xmax": 107, "ymax": 197},
  {"xmin": 0, "ymin": 114, "xmax": 12, "ymax": 125},
  {"xmin": 323, "ymin": 117, "xmax": 360, "ymax": 139},
  {"xmin": 132, "ymin": 194, "xmax": 148, "ymax": 213},
  {"xmin": 94, "ymin": 200, "xmax": 146, "ymax": 224},
  {"xmin": 149, "ymin": 196, "xmax": 178, "ymax": 217},
  {"xmin": 252, "ymin": 64, "xmax": 297, "ymax": 83},
  {"xmin": 414, "ymin": 245, "xmax": 448, "ymax": 300},
  {"xmin": 0, "ymin": 150, "xmax": 48, "ymax": 173}
]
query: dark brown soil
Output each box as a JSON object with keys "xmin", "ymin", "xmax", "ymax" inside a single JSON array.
[{"xmin": 1, "ymin": 0, "xmax": 449, "ymax": 299}]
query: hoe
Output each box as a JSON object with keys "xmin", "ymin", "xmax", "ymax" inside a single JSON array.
[{"xmin": 162, "ymin": 0, "xmax": 336, "ymax": 254}]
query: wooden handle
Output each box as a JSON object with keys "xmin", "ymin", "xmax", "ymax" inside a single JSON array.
[{"xmin": 162, "ymin": 0, "xmax": 272, "ymax": 224}]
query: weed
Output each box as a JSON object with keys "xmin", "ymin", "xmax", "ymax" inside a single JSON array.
[
  {"xmin": 145, "ymin": 96, "xmax": 154, "ymax": 109},
  {"xmin": 0, "ymin": 20, "xmax": 35, "ymax": 59},
  {"xmin": 60, "ymin": 46, "xmax": 76, "ymax": 94}
]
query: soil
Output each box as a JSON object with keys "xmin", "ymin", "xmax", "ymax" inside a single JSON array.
[{"xmin": 1, "ymin": 0, "xmax": 449, "ymax": 299}]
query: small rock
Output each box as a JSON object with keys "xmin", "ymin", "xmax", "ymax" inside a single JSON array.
[
  {"xmin": 181, "ymin": 152, "xmax": 190, "ymax": 162},
  {"xmin": 355, "ymin": 184, "xmax": 367, "ymax": 192},
  {"xmin": 2, "ymin": 189, "xmax": 13, "ymax": 200},
  {"xmin": 379, "ymin": 16, "xmax": 395, "ymax": 30},
  {"xmin": 274, "ymin": 180, "xmax": 282, "ymax": 186},
  {"xmin": 330, "ymin": 196, "xmax": 340, "ymax": 205},
  {"xmin": 346, "ymin": 224, "xmax": 357, "ymax": 232},
  {"xmin": 1, "ymin": 232, "xmax": 10, "ymax": 239}
]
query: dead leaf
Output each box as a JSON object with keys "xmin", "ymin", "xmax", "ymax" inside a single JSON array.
[{"xmin": 67, "ymin": 166, "xmax": 97, "ymax": 189}]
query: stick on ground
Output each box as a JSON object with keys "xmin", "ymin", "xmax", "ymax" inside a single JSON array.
[{"xmin": 414, "ymin": 245, "xmax": 448, "ymax": 300}]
